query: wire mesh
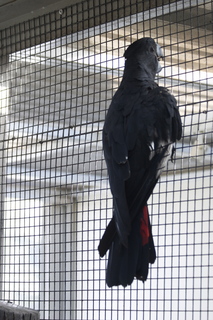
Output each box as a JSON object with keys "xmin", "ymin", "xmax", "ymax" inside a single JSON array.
[{"xmin": 0, "ymin": 0, "xmax": 212, "ymax": 319}]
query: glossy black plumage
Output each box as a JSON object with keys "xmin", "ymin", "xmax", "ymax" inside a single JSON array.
[{"xmin": 98, "ymin": 38, "xmax": 182, "ymax": 287}]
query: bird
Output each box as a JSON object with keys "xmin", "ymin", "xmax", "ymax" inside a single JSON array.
[{"xmin": 98, "ymin": 37, "xmax": 182, "ymax": 287}]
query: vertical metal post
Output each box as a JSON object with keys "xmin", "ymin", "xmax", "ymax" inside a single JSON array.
[{"xmin": 0, "ymin": 56, "xmax": 9, "ymax": 297}]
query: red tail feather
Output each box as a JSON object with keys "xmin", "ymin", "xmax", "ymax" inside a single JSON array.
[{"xmin": 140, "ymin": 206, "xmax": 150, "ymax": 246}]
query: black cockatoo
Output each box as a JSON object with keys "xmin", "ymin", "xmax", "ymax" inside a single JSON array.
[{"xmin": 98, "ymin": 37, "xmax": 182, "ymax": 287}]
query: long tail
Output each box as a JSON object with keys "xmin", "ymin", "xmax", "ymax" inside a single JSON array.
[
  {"xmin": 106, "ymin": 205, "xmax": 156, "ymax": 287},
  {"xmin": 98, "ymin": 144, "xmax": 171, "ymax": 257}
]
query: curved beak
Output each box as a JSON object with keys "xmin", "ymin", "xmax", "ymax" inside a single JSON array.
[
  {"xmin": 156, "ymin": 43, "xmax": 164, "ymax": 73},
  {"xmin": 156, "ymin": 43, "xmax": 164, "ymax": 59}
]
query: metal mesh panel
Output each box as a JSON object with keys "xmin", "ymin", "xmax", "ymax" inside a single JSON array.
[{"xmin": 0, "ymin": 0, "xmax": 212, "ymax": 319}]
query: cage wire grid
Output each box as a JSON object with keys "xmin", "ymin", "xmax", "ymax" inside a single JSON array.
[{"xmin": 0, "ymin": 0, "xmax": 212, "ymax": 319}]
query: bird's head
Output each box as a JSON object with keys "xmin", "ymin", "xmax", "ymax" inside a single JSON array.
[{"xmin": 124, "ymin": 38, "xmax": 164, "ymax": 80}]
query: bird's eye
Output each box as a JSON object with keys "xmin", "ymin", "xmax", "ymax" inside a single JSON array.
[{"xmin": 150, "ymin": 47, "xmax": 155, "ymax": 53}]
